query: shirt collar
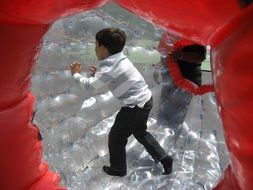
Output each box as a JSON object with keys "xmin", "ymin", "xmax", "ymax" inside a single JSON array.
[{"xmin": 99, "ymin": 51, "xmax": 126, "ymax": 66}]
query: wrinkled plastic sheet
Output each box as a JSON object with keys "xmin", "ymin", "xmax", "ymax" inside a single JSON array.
[{"xmin": 33, "ymin": 65, "xmax": 229, "ymax": 190}]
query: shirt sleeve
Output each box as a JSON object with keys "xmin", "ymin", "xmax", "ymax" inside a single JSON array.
[{"xmin": 73, "ymin": 71, "xmax": 113, "ymax": 90}]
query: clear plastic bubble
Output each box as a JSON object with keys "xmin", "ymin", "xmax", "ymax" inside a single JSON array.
[
  {"xmin": 133, "ymin": 27, "xmax": 144, "ymax": 38},
  {"xmin": 32, "ymin": 3, "xmax": 229, "ymax": 190}
]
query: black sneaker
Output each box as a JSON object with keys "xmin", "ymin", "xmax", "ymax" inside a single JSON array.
[
  {"xmin": 160, "ymin": 156, "xmax": 173, "ymax": 175},
  {"xmin": 103, "ymin": 166, "xmax": 127, "ymax": 177}
]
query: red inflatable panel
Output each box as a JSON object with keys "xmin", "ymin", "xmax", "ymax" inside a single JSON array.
[
  {"xmin": 0, "ymin": 0, "xmax": 252, "ymax": 190},
  {"xmin": 0, "ymin": 94, "xmax": 46, "ymax": 190},
  {"xmin": 0, "ymin": 0, "xmax": 109, "ymax": 24},
  {"xmin": 214, "ymin": 166, "xmax": 239, "ymax": 190},
  {"xmin": 212, "ymin": 5, "xmax": 253, "ymax": 190},
  {"xmin": 0, "ymin": 23, "xmax": 50, "ymax": 108},
  {"xmin": 114, "ymin": 0, "xmax": 241, "ymax": 45},
  {"xmin": 28, "ymin": 171, "xmax": 66, "ymax": 190},
  {"xmin": 0, "ymin": 1, "xmax": 111, "ymax": 189}
]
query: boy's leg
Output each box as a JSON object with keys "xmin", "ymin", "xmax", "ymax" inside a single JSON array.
[
  {"xmin": 133, "ymin": 97, "xmax": 173, "ymax": 174},
  {"xmin": 106, "ymin": 106, "xmax": 135, "ymax": 174},
  {"xmin": 133, "ymin": 97, "xmax": 167, "ymax": 161}
]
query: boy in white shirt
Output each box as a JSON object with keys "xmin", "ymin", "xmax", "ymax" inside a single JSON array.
[{"xmin": 70, "ymin": 27, "xmax": 173, "ymax": 176}]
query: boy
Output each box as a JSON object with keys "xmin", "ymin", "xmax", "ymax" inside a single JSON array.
[{"xmin": 70, "ymin": 28, "xmax": 173, "ymax": 177}]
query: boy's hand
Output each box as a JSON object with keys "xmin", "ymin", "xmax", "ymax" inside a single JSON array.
[
  {"xmin": 70, "ymin": 61, "xmax": 81, "ymax": 76},
  {"xmin": 89, "ymin": 66, "xmax": 97, "ymax": 77}
]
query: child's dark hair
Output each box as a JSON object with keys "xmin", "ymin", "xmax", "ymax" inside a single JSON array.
[{"xmin": 95, "ymin": 28, "xmax": 126, "ymax": 55}]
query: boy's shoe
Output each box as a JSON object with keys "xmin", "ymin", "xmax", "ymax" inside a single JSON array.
[
  {"xmin": 161, "ymin": 156, "xmax": 173, "ymax": 175},
  {"xmin": 103, "ymin": 166, "xmax": 127, "ymax": 177}
]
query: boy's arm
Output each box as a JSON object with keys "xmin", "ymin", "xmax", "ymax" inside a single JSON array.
[{"xmin": 70, "ymin": 61, "xmax": 111, "ymax": 90}]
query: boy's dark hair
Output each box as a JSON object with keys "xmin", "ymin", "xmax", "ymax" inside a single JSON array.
[{"xmin": 95, "ymin": 28, "xmax": 126, "ymax": 55}]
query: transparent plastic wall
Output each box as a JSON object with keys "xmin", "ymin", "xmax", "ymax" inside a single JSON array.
[{"xmin": 32, "ymin": 3, "xmax": 230, "ymax": 190}]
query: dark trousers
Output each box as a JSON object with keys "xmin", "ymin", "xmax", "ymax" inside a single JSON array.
[{"xmin": 108, "ymin": 97, "xmax": 167, "ymax": 171}]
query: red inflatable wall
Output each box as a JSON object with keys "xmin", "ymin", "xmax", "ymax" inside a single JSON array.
[
  {"xmin": 0, "ymin": 0, "xmax": 252, "ymax": 189},
  {"xmin": 0, "ymin": 1, "xmax": 109, "ymax": 190},
  {"xmin": 212, "ymin": 5, "xmax": 253, "ymax": 189}
]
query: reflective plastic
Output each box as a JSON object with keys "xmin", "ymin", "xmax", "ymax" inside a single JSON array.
[{"xmin": 32, "ymin": 5, "xmax": 229, "ymax": 189}]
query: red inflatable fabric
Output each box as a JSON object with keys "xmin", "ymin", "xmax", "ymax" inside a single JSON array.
[
  {"xmin": 0, "ymin": 0, "xmax": 109, "ymax": 24},
  {"xmin": 213, "ymin": 166, "xmax": 239, "ymax": 190},
  {"xmin": 211, "ymin": 4, "xmax": 253, "ymax": 189},
  {"xmin": 0, "ymin": 0, "xmax": 253, "ymax": 190},
  {"xmin": 114, "ymin": 0, "xmax": 241, "ymax": 45},
  {"xmin": 0, "ymin": 93, "xmax": 47, "ymax": 190},
  {"xmin": 0, "ymin": 1, "xmax": 109, "ymax": 189},
  {"xmin": 28, "ymin": 171, "xmax": 66, "ymax": 190},
  {"xmin": 0, "ymin": 22, "xmax": 51, "ymax": 108}
]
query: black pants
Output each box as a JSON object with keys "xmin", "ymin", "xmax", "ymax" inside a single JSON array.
[{"xmin": 108, "ymin": 97, "xmax": 168, "ymax": 172}]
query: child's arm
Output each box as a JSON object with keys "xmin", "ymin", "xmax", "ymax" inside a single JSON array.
[
  {"xmin": 70, "ymin": 61, "xmax": 97, "ymax": 75},
  {"xmin": 70, "ymin": 61, "xmax": 110, "ymax": 90}
]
